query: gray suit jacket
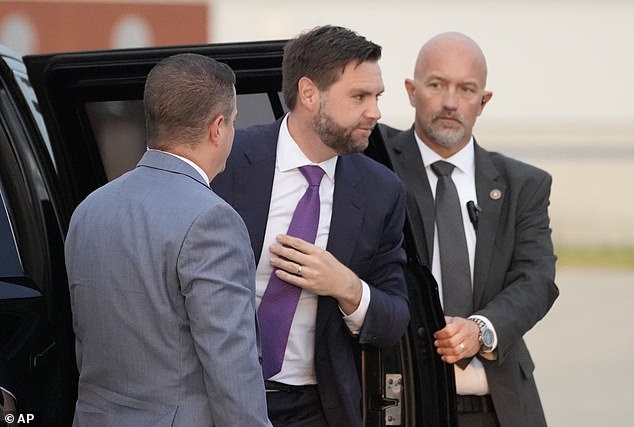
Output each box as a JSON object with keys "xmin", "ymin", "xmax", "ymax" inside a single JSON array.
[
  {"xmin": 65, "ymin": 150, "xmax": 270, "ymax": 427},
  {"xmin": 385, "ymin": 127, "xmax": 559, "ymax": 427}
]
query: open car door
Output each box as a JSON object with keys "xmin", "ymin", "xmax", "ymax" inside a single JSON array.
[
  {"xmin": 0, "ymin": 47, "xmax": 76, "ymax": 426},
  {"xmin": 24, "ymin": 40, "xmax": 454, "ymax": 426}
]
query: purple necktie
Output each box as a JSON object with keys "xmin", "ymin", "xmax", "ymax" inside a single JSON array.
[{"xmin": 258, "ymin": 165, "xmax": 325, "ymax": 379}]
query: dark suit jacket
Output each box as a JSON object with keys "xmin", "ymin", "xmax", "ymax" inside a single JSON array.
[
  {"xmin": 386, "ymin": 127, "xmax": 559, "ymax": 427},
  {"xmin": 212, "ymin": 118, "xmax": 410, "ymax": 426}
]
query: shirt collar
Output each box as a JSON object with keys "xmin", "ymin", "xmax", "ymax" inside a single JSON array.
[
  {"xmin": 414, "ymin": 132, "xmax": 475, "ymax": 178},
  {"xmin": 277, "ymin": 114, "xmax": 338, "ymax": 180},
  {"xmin": 148, "ymin": 148, "xmax": 210, "ymax": 185}
]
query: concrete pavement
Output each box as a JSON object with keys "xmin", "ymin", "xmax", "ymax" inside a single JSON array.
[{"xmin": 525, "ymin": 266, "xmax": 634, "ymax": 426}]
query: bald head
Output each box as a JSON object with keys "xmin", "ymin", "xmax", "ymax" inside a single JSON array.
[
  {"xmin": 405, "ymin": 32, "xmax": 492, "ymax": 157},
  {"xmin": 414, "ymin": 32, "xmax": 488, "ymax": 87}
]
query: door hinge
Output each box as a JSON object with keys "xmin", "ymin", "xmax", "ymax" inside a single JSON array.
[{"xmin": 384, "ymin": 373, "xmax": 402, "ymax": 425}]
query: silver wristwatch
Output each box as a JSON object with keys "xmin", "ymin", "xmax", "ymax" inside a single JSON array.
[{"xmin": 472, "ymin": 317, "xmax": 495, "ymax": 352}]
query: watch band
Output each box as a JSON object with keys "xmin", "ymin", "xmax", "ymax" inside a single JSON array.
[{"xmin": 470, "ymin": 317, "xmax": 493, "ymax": 352}]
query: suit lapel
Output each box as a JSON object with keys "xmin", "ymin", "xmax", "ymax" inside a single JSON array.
[
  {"xmin": 472, "ymin": 141, "xmax": 505, "ymax": 308},
  {"xmin": 388, "ymin": 128, "xmax": 435, "ymax": 266},
  {"xmin": 316, "ymin": 155, "xmax": 365, "ymax": 339},
  {"xmin": 326, "ymin": 156, "xmax": 364, "ymax": 265},
  {"xmin": 385, "ymin": 131, "xmax": 505, "ymax": 311},
  {"xmin": 231, "ymin": 123, "xmax": 280, "ymax": 263}
]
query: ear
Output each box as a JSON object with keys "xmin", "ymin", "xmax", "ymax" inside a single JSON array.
[
  {"xmin": 478, "ymin": 91, "xmax": 493, "ymax": 115},
  {"xmin": 404, "ymin": 78, "xmax": 416, "ymax": 107},
  {"xmin": 297, "ymin": 76, "xmax": 319, "ymax": 111},
  {"xmin": 207, "ymin": 114, "xmax": 224, "ymax": 146}
]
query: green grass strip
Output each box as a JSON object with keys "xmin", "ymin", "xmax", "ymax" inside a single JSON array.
[{"xmin": 555, "ymin": 246, "xmax": 634, "ymax": 269}]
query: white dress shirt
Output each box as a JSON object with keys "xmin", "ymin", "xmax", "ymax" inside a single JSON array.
[
  {"xmin": 257, "ymin": 114, "xmax": 370, "ymax": 385},
  {"xmin": 414, "ymin": 133, "xmax": 498, "ymax": 396}
]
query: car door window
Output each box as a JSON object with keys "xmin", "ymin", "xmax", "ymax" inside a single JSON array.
[
  {"xmin": 0, "ymin": 182, "xmax": 22, "ymax": 278},
  {"xmin": 85, "ymin": 93, "xmax": 285, "ymax": 181}
]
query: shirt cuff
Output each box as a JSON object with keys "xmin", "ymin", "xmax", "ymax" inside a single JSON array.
[
  {"xmin": 340, "ymin": 280, "xmax": 371, "ymax": 335},
  {"xmin": 469, "ymin": 314, "xmax": 498, "ymax": 352}
]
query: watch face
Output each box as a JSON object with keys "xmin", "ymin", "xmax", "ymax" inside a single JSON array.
[{"xmin": 482, "ymin": 329, "xmax": 495, "ymax": 347}]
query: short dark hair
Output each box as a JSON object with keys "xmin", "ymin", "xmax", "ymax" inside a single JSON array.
[
  {"xmin": 282, "ymin": 25, "xmax": 382, "ymax": 109},
  {"xmin": 144, "ymin": 53, "xmax": 236, "ymax": 150}
]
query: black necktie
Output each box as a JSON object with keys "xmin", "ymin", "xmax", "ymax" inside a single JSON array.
[
  {"xmin": 432, "ymin": 161, "xmax": 473, "ymax": 369},
  {"xmin": 431, "ymin": 161, "xmax": 473, "ymax": 317}
]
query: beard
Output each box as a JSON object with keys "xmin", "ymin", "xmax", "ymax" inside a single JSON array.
[
  {"xmin": 312, "ymin": 101, "xmax": 371, "ymax": 155},
  {"xmin": 423, "ymin": 110, "xmax": 466, "ymax": 150}
]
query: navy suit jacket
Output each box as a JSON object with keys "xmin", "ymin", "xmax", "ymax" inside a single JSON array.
[
  {"xmin": 386, "ymin": 126, "xmax": 559, "ymax": 427},
  {"xmin": 212, "ymin": 118, "xmax": 410, "ymax": 426}
]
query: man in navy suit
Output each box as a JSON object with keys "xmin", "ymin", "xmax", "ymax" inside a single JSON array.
[
  {"xmin": 212, "ymin": 25, "xmax": 410, "ymax": 426},
  {"xmin": 384, "ymin": 32, "xmax": 559, "ymax": 426}
]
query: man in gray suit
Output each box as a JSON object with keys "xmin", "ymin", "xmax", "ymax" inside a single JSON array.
[
  {"xmin": 383, "ymin": 33, "xmax": 559, "ymax": 426},
  {"xmin": 65, "ymin": 54, "xmax": 271, "ymax": 427}
]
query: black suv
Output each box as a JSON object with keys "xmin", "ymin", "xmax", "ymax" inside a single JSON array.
[{"xmin": 0, "ymin": 41, "xmax": 455, "ymax": 426}]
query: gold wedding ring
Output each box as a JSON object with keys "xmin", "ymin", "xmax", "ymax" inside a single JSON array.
[
  {"xmin": 296, "ymin": 265, "xmax": 303, "ymax": 276},
  {"xmin": 459, "ymin": 343, "xmax": 465, "ymax": 352}
]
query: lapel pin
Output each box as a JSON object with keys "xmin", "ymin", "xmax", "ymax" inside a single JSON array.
[{"xmin": 489, "ymin": 189, "xmax": 502, "ymax": 200}]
